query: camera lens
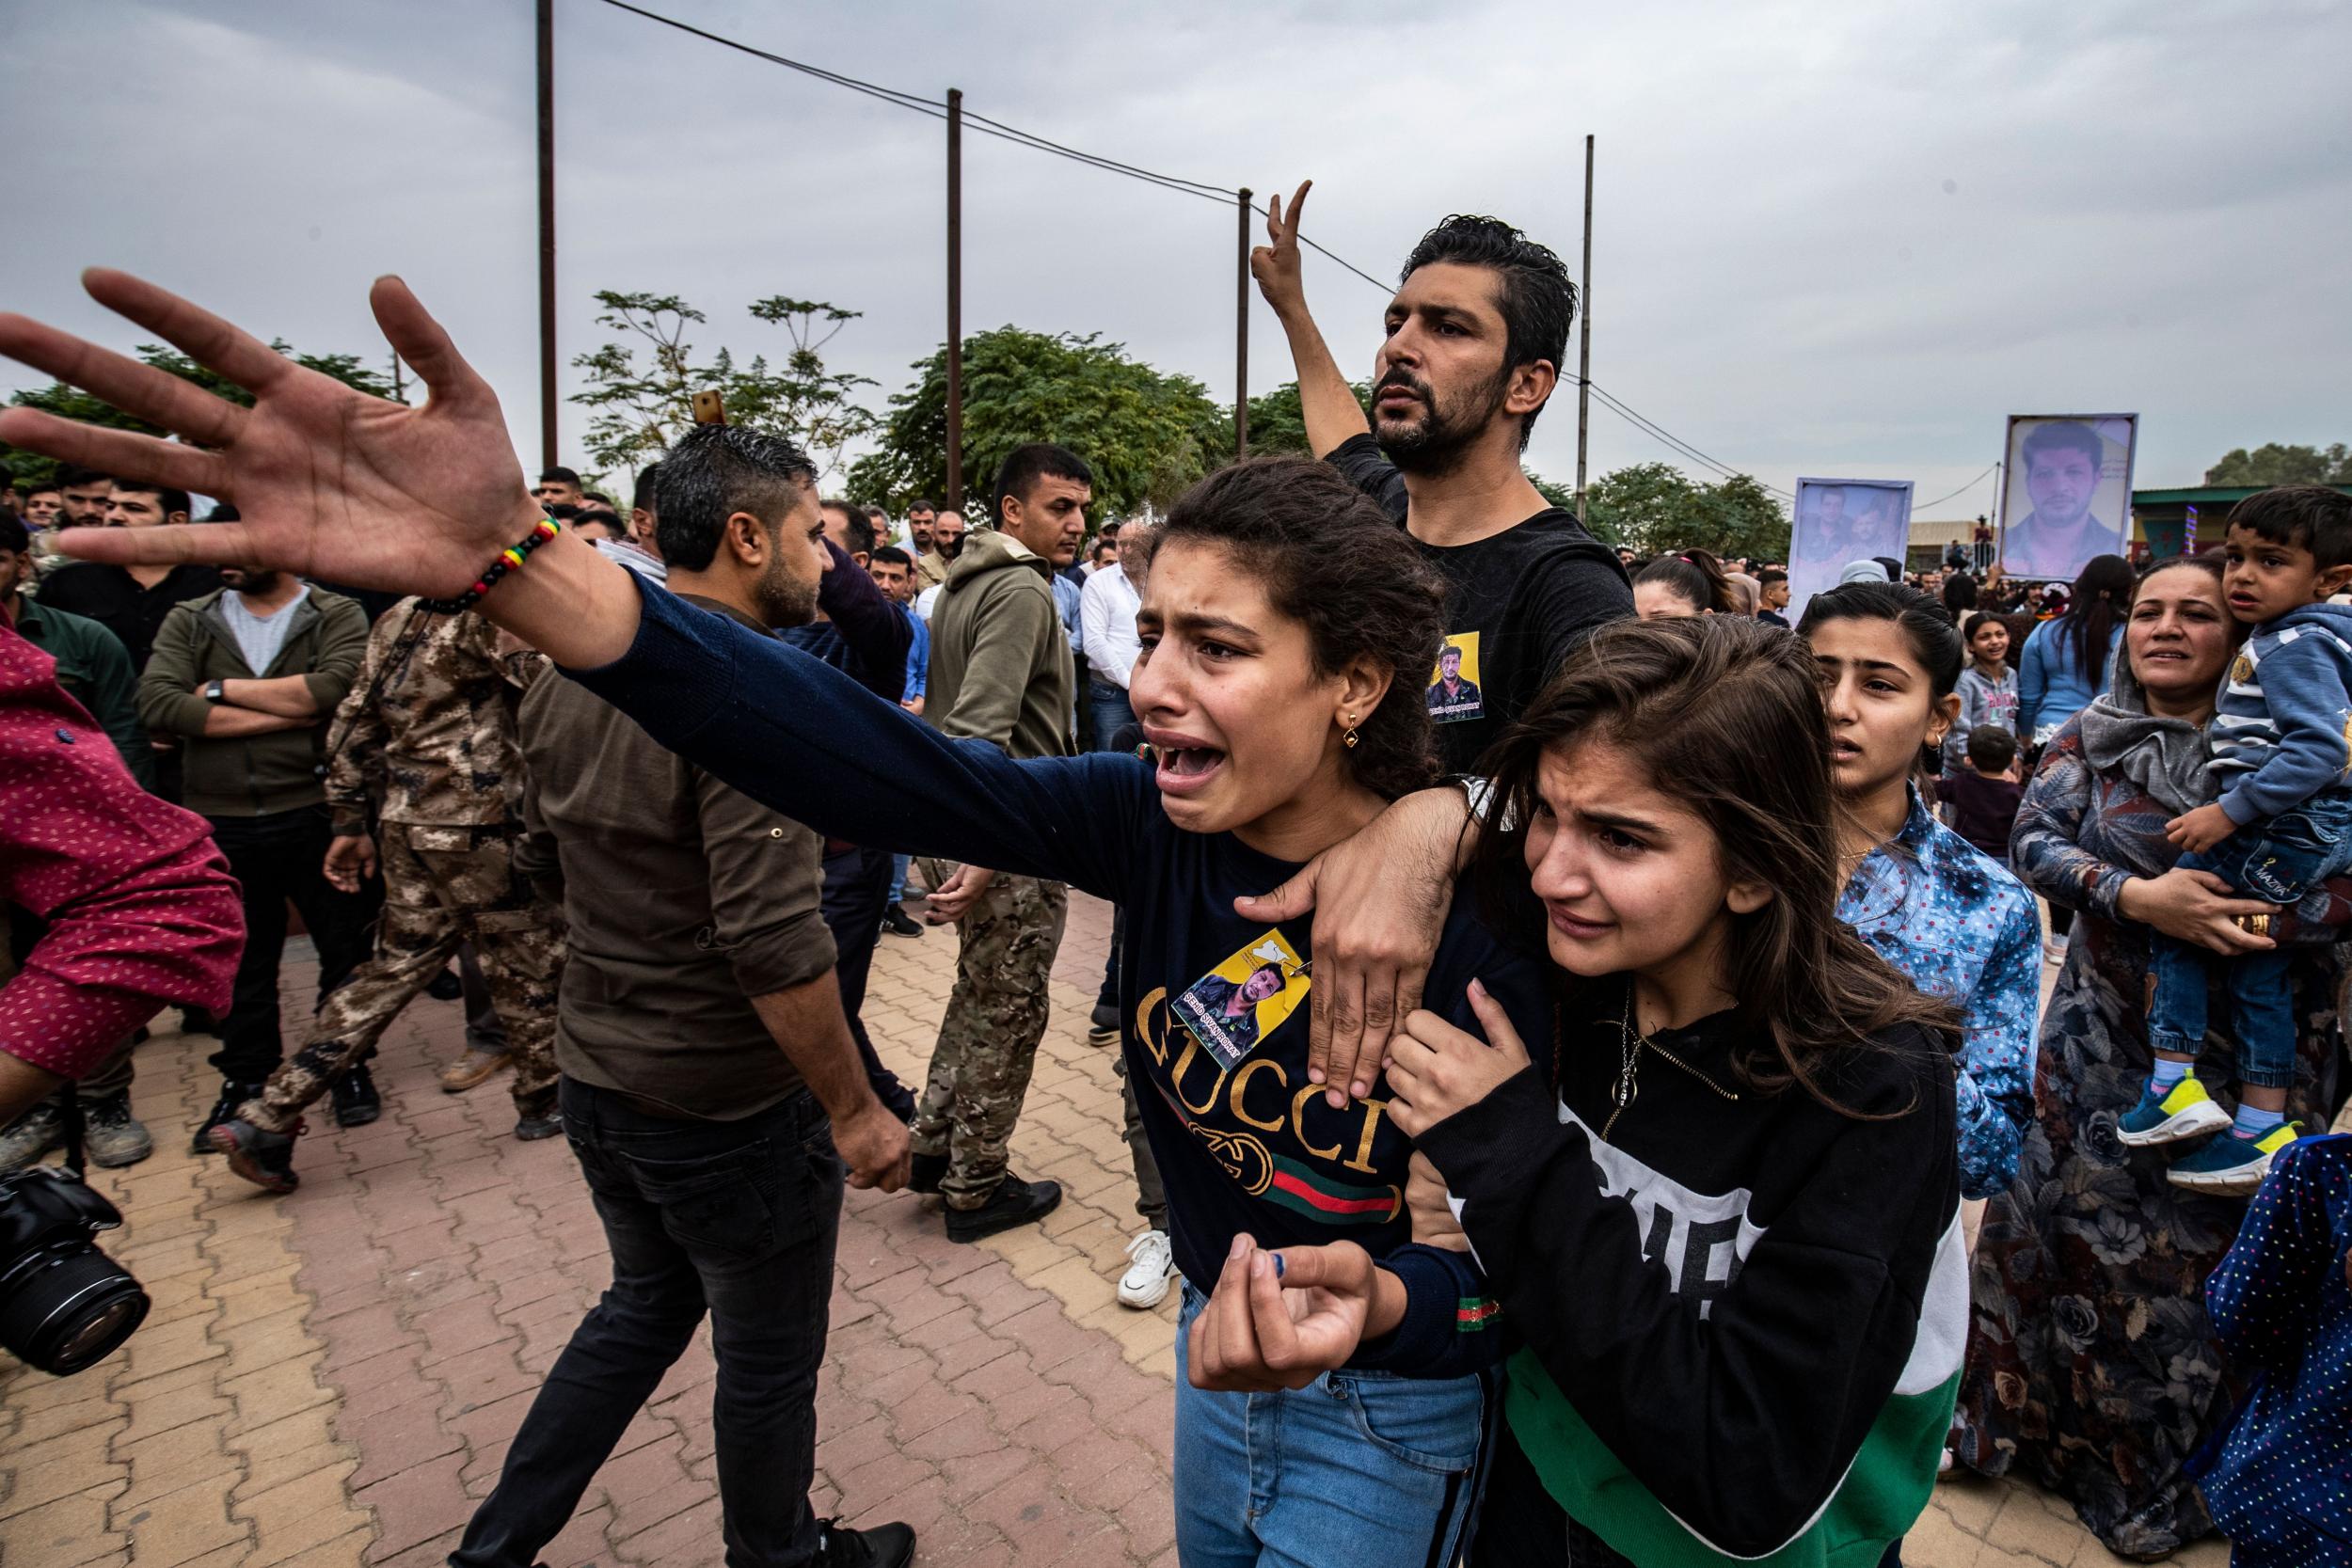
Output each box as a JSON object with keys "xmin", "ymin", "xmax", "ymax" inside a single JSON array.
[{"xmin": 0, "ymin": 1242, "xmax": 151, "ymax": 1376}]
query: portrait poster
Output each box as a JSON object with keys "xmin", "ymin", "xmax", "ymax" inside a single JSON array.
[
  {"xmin": 1168, "ymin": 929, "xmax": 1311, "ymax": 1072},
  {"xmin": 1426, "ymin": 632, "xmax": 1484, "ymax": 725},
  {"xmin": 1998, "ymin": 414, "xmax": 2137, "ymax": 582},
  {"xmin": 1788, "ymin": 479, "xmax": 1915, "ymax": 620}
]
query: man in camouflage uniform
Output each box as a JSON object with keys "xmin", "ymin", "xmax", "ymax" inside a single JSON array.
[
  {"xmin": 908, "ymin": 444, "xmax": 1089, "ymax": 1242},
  {"xmin": 211, "ymin": 600, "xmax": 565, "ymax": 1193}
]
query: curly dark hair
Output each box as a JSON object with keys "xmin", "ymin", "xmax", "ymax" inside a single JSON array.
[{"xmin": 1158, "ymin": 458, "xmax": 1446, "ymax": 800}]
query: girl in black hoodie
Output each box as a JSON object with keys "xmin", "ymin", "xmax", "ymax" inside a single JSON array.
[{"xmin": 1188, "ymin": 615, "xmax": 1967, "ymax": 1566}]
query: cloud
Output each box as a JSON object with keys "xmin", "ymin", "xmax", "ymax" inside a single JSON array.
[{"xmin": 6, "ymin": 0, "xmax": 2345, "ymax": 515}]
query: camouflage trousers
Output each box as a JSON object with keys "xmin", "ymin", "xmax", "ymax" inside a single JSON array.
[
  {"xmin": 242, "ymin": 824, "xmax": 564, "ymax": 1133},
  {"xmin": 911, "ymin": 874, "xmax": 1068, "ymax": 1209}
]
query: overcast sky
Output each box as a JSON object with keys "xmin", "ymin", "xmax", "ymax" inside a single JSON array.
[{"xmin": 7, "ymin": 0, "xmax": 2347, "ymax": 520}]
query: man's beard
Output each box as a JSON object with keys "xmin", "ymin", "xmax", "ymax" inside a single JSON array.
[
  {"xmin": 753, "ymin": 558, "xmax": 818, "ymax": 629},
  {"xmin": 222, "ymin": 567, "xmax": 279, "ymax": 593},
  {"xmin": 1374, "ymin": 366, "xmax": 1513, "ymax": 477},
  {"xmin": 937, "ymin": 535, "xmax": 964, "ymax": 561}
]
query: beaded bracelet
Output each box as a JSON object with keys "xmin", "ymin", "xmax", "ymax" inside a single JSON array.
[{"xmin": 422, "ymin": 517, "xmax": 562, "ymax": 613}]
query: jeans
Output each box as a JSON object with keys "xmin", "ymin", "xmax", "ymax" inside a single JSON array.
[
  {"xmin": 820, "ymin": 844, "xmax": 914, "ymax": 1121},
  {"xmin": 453, "ymin": 1079, "xmax": 845, "ymax": 1568},
  {"xmin": 2148, "ymin": 788, "xmax": 2352, "ymax": 1088},
  {"xmin": 1472, "ymin": 1422, "xmax": 1633, "ymax": 1566},
  {"xmin": 206, "ymin": 806, "xmax": 375, "ymax": 1085},
  {"xmin": 888, "ymin": 852, "xmax": 911, "ymax": 906},
  {"xmin": 1173, "ymin": 1285, "xmax": 1489, "ymax": 1568},
  {"xmin": 1089, "ymin": 679, "xmax": 1136, "ymax": 752}
]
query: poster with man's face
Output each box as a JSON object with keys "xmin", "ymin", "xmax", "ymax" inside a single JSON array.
[
  {"xmin": 1788, "ymin": 479, "xmax": 1914, "ymax": 621},
  {"xmin": 1998, "ymin": 415, "xmax": 2137, "ymax": 582}
]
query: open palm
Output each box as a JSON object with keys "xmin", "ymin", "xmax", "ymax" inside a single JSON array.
[{"xmin": 0, "ymin": 271, "xmax": 536, "ymax": 599}]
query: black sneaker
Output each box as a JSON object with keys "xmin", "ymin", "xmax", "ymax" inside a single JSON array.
[
  {"xmin": 192, "ymin": 1081, "xmax": 263, "ymax": 1154},
  {"xmin": 945, "ymin": 1173, "xmax": 1063, "ymax": 1243},
  {"xmin": 330, "ymin": 1063, "xmax": 381, "ymax": 1128},
  {"xmin": 82, "ymin": 1091, "xmax": 155, "ymax": 1168},
  {"xmin": 425, "ymin": 966, "xmax": 464, "ymax": 1002},
  {"xmin": 1089, "ymin": 1001, "xmax": 1120, "ymax": 1046},
  {"xmin": 211, "ymin": 1117, "xmax": 300, "ymax": 1194},
  {"xmin": 811, "ymin": 1516, "xmax": 914, "ymax": 1568},
  {"xmin": 880, "ymin": 903, "xmax": 923, "ymax": 939},
  {"xmin": 908, "ymin": 1151, "xmax": 947, "ymax": 1194},
  {"xmin": 514, "ymin": 1109, "xmax": 564, "ymax": 1141}
]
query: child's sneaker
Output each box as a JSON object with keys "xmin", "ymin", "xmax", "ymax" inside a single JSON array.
[
  {"xmin": 2169, "ymin": 1120, "xmax": 2302, "ymax": 1196},
  {"xmin": 2116, "ymin": 1074, "xmax": 2232, "ymax": 1148}
]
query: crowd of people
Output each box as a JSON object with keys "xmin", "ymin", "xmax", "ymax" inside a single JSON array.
[{"xmin": 1, "ymin": 195, "xmax": 2348, "ymax": 1568}]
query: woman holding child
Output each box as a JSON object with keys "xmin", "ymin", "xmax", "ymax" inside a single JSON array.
[{"xmin": 1957, "ymin": 553, "xmax": 2344, "ymax": 1559}]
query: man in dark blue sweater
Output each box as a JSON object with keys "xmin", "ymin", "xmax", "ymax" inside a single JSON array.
[{"xmin": 783, "ymin": 500, "xmax": 914, "ymax": 1122}]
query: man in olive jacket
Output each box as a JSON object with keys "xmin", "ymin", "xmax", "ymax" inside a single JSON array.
[
  {"xmin": 139, "ymin": 560, "xmax": 373, "ymax": 1143},
  {"xmin": 911, "ymin": 442, "xmax": 1088, "ymax": 1241}
]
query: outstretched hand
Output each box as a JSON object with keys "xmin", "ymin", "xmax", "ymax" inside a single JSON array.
[{"xmin": 0, "ymin": 271, "xmax": 538, "ymax": 599}]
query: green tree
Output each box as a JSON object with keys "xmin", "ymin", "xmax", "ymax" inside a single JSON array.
[
  {"xmin": 3, "ymin": 341, "xmax": 395, "ymax": 487},
  {"xmin": 1582, "ymin": 462, "xmax": 1786, "ymax": 558},
  {"xmin": 2203, "ymin": 442, "xmax": 2352, "ymax": 486},
  {"xmin": 1584, "ymin": 462, "xmax": 1700, "ymax": 554},
  {"xmin": 1239, "ymin": 380, "xmax": 1374, "ymax": 457},
  {"xmin": 848, "ymin": 327, "xmax": 1227, "ymax": 521},
  {"xmin": 569, "ymin": 291, "xmax": 879, "ymax": 480}
]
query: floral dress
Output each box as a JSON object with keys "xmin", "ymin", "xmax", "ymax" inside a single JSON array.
[{"xmin": 1956, "ymin": 716, "xmax": 2343, "ymax": 1557}]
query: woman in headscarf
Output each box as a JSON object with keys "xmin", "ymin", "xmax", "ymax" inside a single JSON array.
[{"xmin": 1955, "ymin": 554, "xmax": 2344, "ymax": 1558}]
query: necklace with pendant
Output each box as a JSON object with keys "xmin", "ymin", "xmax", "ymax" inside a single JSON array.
[{"xmin": 1603, "ymin": 989, "xmax": 1644, "ymax": 1141}]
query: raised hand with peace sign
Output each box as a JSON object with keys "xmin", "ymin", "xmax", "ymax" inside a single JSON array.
[{"xmin": 1248, "ymin": 179, "xmax": 1314, "ymax": 322}]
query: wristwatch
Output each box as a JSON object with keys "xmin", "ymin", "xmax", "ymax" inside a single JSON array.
[{"xmin": 204, "ymin": 679, "xmax": 227, "ymax": 704}]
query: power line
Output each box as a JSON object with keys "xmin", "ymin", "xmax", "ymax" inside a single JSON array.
[
  {"xmin": 592, "ymin": 0, "xmax": 1769, "ymax": 488},
  {"xmin": 1910, "ymin": 464, "xmax": 1997, "ymax": 513}
]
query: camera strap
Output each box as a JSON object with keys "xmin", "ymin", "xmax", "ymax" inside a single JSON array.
[{"xmin": 56, "ymin": 1080, "xmax": 87, "ymax": 1179}]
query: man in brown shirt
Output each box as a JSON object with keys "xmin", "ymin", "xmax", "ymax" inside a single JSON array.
[{"xmin": 453, "ymin": 425, "xmax": 914, "ymax": 1568}]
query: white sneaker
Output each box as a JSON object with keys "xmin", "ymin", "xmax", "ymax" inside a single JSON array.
[
  {"xmin": 2042, "ymin": 932, "xmax": 2068, "ymax": 967},
  {"xmin": 1117, "ymin": 1228, "xmax": 1174, "ymax": 1309}
]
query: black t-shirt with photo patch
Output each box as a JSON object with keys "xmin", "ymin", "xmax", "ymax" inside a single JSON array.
[{"xmin": 1327, "ymin": 435, "xmax": 1632, "ymax": 773}]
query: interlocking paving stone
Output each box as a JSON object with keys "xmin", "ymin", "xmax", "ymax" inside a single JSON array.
[{"xmin": 0, "ymin": 893, "xmax": 2222, "ymax": 1565}]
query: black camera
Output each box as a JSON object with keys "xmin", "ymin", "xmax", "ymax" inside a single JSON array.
[{"xmin": 0, "ymin": 1103, "xmax": 149, "ymax": 1376}]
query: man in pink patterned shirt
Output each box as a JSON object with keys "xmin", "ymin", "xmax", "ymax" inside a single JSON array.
[{"xmin": 0, "ymin": 620, "xmax": 241, "ymax": 1121}]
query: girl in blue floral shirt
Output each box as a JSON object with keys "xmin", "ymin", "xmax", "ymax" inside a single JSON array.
[{"xmin": 1800, "ymin": 582, "xmax": 2041, "ymax": 1202}]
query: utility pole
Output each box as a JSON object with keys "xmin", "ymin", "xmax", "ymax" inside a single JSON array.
[
  {"xmin": 946, "ymin": 87, "xmax": 964, "ymax": 516},
  {"xmin": 389, "ymin": 350, "xmax": 407, "ymax": 407},
  {"xmin": 1235, "ymin": 187, "xmax": 1252, "ymax": 460},
  {"xmin": 534, "ymin": 0, "xmax": 558, "ymax": 469},
  {"xmin": 1574, "ymin": 134, "xmax": 1594, "ymax": 527}
]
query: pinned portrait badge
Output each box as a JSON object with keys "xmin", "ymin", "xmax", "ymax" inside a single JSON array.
[
  {"xmin": 1425, "ymin": 632, "xmax": 1485, "ymax": 724},
  {"xmin": 1169, "ymin": 930, "xmax": 1311, "ymax": 1071}
]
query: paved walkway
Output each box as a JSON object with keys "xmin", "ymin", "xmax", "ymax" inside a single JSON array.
[{"xmin": 0, "ymin": 891, "xmax": 2225, "ymax": 1567}]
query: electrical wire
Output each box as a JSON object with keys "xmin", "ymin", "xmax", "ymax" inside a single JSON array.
[
  {"xmin": 591, "ymin": 0, "xmax": 1768, "ymax": 490},
  {"xmin": 1909, "ymin": 464, "xmax": 1996, "ymax": 513}
]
